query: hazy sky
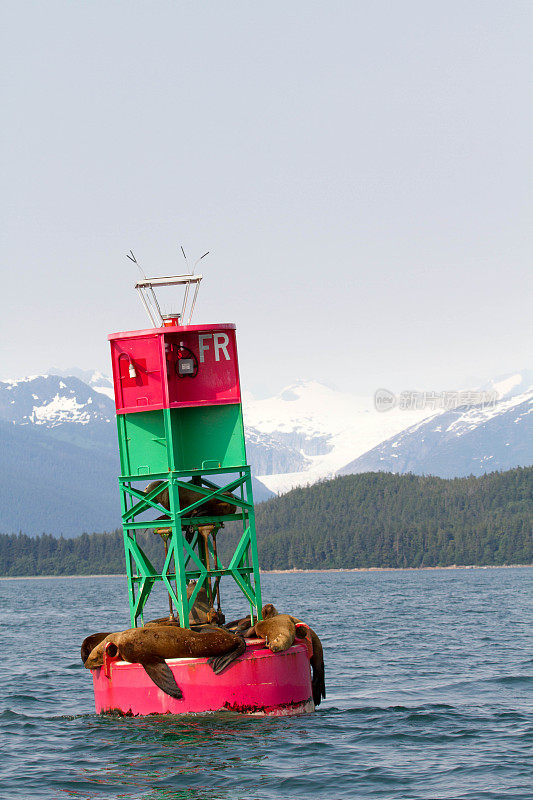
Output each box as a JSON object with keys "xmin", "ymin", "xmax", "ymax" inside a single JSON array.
[{"xmin": 2, "ymin": 1, "xmax": 531, "ymax": 397}]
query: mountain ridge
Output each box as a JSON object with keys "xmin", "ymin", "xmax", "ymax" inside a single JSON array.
[
  {"xmin": 0, "ymin": 369, "xmax": 531, "ymax": 536},
  {"xmin": 339, "ymin": 390, "xmax": 533, "ymax": 479}
]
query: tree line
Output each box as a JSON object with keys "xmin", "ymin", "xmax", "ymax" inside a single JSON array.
[{"xmin": 0, "ymin": 467, "xmax": 531, "ymax": 576}]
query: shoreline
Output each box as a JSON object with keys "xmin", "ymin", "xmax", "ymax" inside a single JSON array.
[{"xmin": 0, "ymin": 564, "xmax": 531, "ymax": 580}]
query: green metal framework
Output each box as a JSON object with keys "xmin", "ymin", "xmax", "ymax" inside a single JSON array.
[{"xmin": 119, "ymin": 465, "xmax": 262, "ymax": 628}]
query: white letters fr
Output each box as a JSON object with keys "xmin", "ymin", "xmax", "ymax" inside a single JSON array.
[{"xmin": 198, "ymin": 333, "xmax": 231, "ymax": 363}]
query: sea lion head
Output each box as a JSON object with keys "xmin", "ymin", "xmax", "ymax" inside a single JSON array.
[
  {"xmin": 80, "ymin": 632, "xmax": 112, "ymax": 665},
  {"xmin": 145, "ymin": 480, "xmax": 169, "ymax": 509}
]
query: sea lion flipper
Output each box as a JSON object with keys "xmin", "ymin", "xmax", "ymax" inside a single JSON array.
[
  {"xmin": 207, "ymin": 636, "xmax": 246, "ymax": 675},
  {"xmin": 312, "ymin": 663, "xmax": 326, "ymax": 706},
  {"xmin": 142, "ymin": 661, "xmax": 183, "ymax": 699},
  {"xmin": 224, "ymin": 615, "xmax": 251, "ymax": 632}
]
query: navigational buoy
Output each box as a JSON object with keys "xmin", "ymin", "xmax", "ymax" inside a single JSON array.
[{"xmin": 83, "ymin": 253, "xmax": 320, "ymax": 716}]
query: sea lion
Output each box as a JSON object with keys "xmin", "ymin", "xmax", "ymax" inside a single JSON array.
[
  {"xmin": 186, "ymin": 583, "xmax": 213, "ymax": 625},
  {"xmin": 225, "ymin": 603, "xmax": 281, "ymax": 630},
  {"xmin": 251, "ymin": 614, "xmax": 297, "ymax": 653},
  {"xmin": 294, "ymin": 622, "xmax": 325, "ymax": 707},
  {"xmin": 144, "ymin": 583, "xmax": 223, "ymax": 628},
  {"xmin": 145, "ymin": 480, "xmax": 237, "ymax": 517},
  {"xmin": 144, "ymin": 617, "xmax": 181, "ymax": 627},
  {"xmin": 256, "ymin": 604, "xmax": 326, "ymax": 707},
  {"xmin": 83, "ymin": 625, "xmax": 246, "ymax": 697}
]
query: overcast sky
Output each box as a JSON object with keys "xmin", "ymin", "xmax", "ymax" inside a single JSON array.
[{"xmin": 2, "ymin": 1, "xmax": 531, "ymax": 397}]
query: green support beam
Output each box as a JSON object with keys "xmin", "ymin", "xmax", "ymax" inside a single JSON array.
[{"xmin": 119, "ymin": 465, "xmax": 262, "ymax": 627}]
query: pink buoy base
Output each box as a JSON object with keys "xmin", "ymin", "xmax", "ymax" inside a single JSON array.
[{"xmin": 91, "ymin": 639, "xmax": 314, "ymax": 717}]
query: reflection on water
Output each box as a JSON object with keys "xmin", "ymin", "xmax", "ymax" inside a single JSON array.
[{"xmin": 78, "ymin": 712, "xmax": 308, "ymax": 799}]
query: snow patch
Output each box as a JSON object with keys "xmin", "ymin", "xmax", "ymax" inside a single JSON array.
[
  {"xmin": 248, "ymin": 379, "xmax": 436, "ymax": 493},
  {"xmin": 31, "ymin": 394, "xmax": 94, "ymax": 426},
  {"xmin": 491, "ymin": 374, "xmax": 522, "ymax": 398},
  {"xmin": 92, "ymin": 385, "xmax": 115, "ymax": 400},
  {"xmin": 445, "ymin": 392, "xmax": 531, "ymax": 435}
]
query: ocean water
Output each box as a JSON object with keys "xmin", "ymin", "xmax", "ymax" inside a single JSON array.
[{"xmin": 0, "ymin": 568, "xmax": 531, "ymax": 800}]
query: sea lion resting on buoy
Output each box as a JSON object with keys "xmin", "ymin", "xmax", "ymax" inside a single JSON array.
[
  {"xmin": 145, "ymin": 480, "xmax": 237, "ymax": 517},
  {"xmin": 82, "ymin": 625, "xmax": 246, "ymax": 699},
  {"xmin": 250, "ymin": 614, "xmax": 299, "ymax": 652},
  {"xmin": 144, "ymin": 583, "xmax": 223, "ymax": 628},
  {"xmin": 237, "ymin": 604, "xmax": 325, "ymax": 707}
]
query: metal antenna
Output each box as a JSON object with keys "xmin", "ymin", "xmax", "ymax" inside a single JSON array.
[
  {"xmin": 126, "ymin": 250, "xmax": 146, "ymax": 280},
  {"xmin": 180, "ymin": 244, "xmax": 194, "ymax": 321},
  {"xmin": 193, "ymin": 252, "xmax": 209, "ymax": 275},
  {"xmin": 127, "ymin": 250, "xmax": 162, "ymax": 326},
  {"xmin": 186, "ymin": 252, "xmax": 208, "ymax": 323}
]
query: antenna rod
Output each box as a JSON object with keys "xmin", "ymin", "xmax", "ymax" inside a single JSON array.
[
  {"xmin": 192, "ymin": 252, "xmax": 209, "ymax": 275},
  {"xmin": 186, "ymin": 252, "xmax": 208, "ymax": 323},
  {"xmin": 126, "ymin": 250, "xmax": 146, "ymax": 279},
  {"xmin": 180, "ymin": 245, "xmax": 191, "ymax": 322},
  {"xmin": 127, "ymin": 251, "xmax": 162, "ymax": 325},
  {"xmin": 188, "ymin": 281, "xmax": 201, "ymax": 324}
]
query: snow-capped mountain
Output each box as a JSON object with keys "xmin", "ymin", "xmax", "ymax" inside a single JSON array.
[
  {"xmin": 48, "ymin": 367, "xmax": 115, "ymax": 399},
  {"xmin": 0, "ymin": 373, "xmax": 276, "ymax": 536},
  {"xmin": 242, "ymin": 380, "xmax": 436, "ymax": 493},
  {"xmin": 339, "ymin": 384, "xmax": 533, "ymax": 478},
  {"xmin": 0, "ymin": 375, "xmax": 114, "ymax": 428},
  {"xmin": 1, "ymin": 368, "xmax": 531, "ymax": 536},
  {"xmin": 482, "ymin": 370, "xmax": 533, "ymax": 400}
]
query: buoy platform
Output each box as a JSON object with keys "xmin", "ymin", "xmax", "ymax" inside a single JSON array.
[{"xmin": 91, "ymin": 639, "xmax": 314, "ymax": 717}]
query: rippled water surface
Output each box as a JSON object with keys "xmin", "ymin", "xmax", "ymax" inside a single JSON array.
[{"xmin": 0, "ymin": 568, "xmax": 531, "ymax": 799}]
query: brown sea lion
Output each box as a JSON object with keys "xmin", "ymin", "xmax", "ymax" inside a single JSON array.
[
  {"xmin": 294, "ymin": 621, "xmax": 325, "ymax": 707},
  {"xmin": 225, "ymin": 613, "xmax": 253, "ymax": 632},
  {"xmin": 251, "ymin": 614, "xmax": 297, "ymax": 653},
  {"xmin": 256, "ymin": 604, "xmax": 326, "ymax": 707},
  {"xmin": 145, "ymin": 480, "xmax": 237, "ymax": 517},
  {"xmin": 225, "ymin": 603, "xmax": 280, "ymax": 634},
  {"xmin": 261, "ymin": 603, "xmax": 278, "ymax": 619},
  {"xmin": 144, "ymin": 617, "xmax": 181, "ymax": 627},
  {"xmin": 83, "ymin": 625, "xmax": 246, "ymax": 698},
  {"xmin": 144, "ymin": 583, "xmax": 223, "ymax": 628}
]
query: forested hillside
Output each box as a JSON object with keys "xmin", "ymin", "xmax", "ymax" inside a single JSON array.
[
  {"xmin": 0, "ymin": 468, "xmax": 531, "ymax": 576},
  {"xmin": 248, "ymin": 468, "xmax": 532, "ymax": 569}
]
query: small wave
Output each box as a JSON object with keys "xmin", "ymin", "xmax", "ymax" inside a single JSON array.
[
  {"xmin": 322, "ymin": 702, "xmax": 458, "ymax": 716},
  {"xmin": 487, "ymin": 675, "xmax": 533, "ymax": 685}
]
